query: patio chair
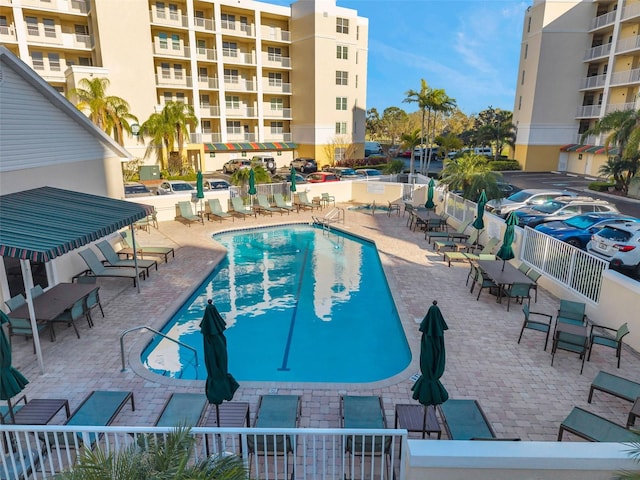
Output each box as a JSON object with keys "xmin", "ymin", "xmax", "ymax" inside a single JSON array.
[
  {"xmin": 517, "ymin": 263, "xmax": 531, "ymax": 275},
  {"xmin": 293, "ymin": 192, "xmax": 318, "ymax": 211},
  {"xmin": 526, "ymin": 269, "xmax": 542, "ymax": 302},
  {"xmin": 135, "ymin": 208, "xmax": 158, "ymax": 233},
  {"xmin": 96, "ymin": 240, "xmax": 158, "ymax": 276},
  {"xmin": 475, "ymin": 271, "xmax": 498, "ymax": 301},
  {"xmin": 501, "ymin": 282, "xmax": 533, "ymax": 312},
  {"xmin": 29, "ymin": 285, "xmax": 44, "ymax": 299},
  {"xmin": 49, "ymin": 296, "xmax": 85, "ymax": 341},
  {"xmin": 556, "ymin": 299, "xmax": 586, "ymax": 327},
  {"xmin": 119, "ymin": 230, "xmax": 175, "ymax": 263},
  {"xmin": 230, "ymin": 197, "xmax": 255, "ymax": 219},
  {"xmin": 205, "ymin": 198, "xmax": 233, "ymax": 223},
  {"xmin": 255, "ymin": 194, "xmax": 279, "ymax": 216},
  {"xmin": 426, "ymin": 218, "xmax": 472, "ymax": 246},
  {"xmin": 518, "ymin": 304, "xmax": 553, "ymax": 351},
  {"xmin": 76, "ymin": 276, "xmax": 104, "ymax": 323},
  {"xmin": 77, "ymin": 248, "xmax": 146, "ymax": 287},
  {"xmin": 1, "ymin": 309, "xmax": 50, "ymax": 353},
  {"xmin": 558, "ymin": 407, "xmax": 640, "ymax": 442},
  {"xmin": 587, "ymin": 322, "xmax": 629, "ymax": 368},
  {"xmin": 321, "ymin": 192, "xmax": 336, "ymax": 207},
  {"xmin": 154, "ymin": 393, "xmax": 208, "ymax": 427},
  {"xmin": 273, "ymin": 193, "xmax": 295, "ymax": 214},
  {"xmin": 175, "ymin": 201, "xmax": 203, "ymax": 226},
  {"xmin": 4, "ymin": 294, "xmax": 26, "ymax": 312},
  {"xmin": 387, "ymin": 201, "xmax": 401, "ymax": 217},
  {"xmin": 438, "ymin": 399, "xmax": 496, "ymax": 440}
]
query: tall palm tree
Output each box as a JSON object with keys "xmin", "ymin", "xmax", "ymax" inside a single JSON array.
[
  {"xmin": 403, "ymin": 79, "xmax": 431, "ymax": 178},
  {"xmin": 400, "ymin": 129, "xmax": 422, "ymax": 176},
  {"xmin": 68, "ymin": 77, "xmax": 138, "ymax": 146},
  {"xmin": 439, "ymin": 153, "xmax": 503, "ymax": 200},
  {"xmin": 425, "ymin": 89, "xmax": 456, "ymax": 174}
]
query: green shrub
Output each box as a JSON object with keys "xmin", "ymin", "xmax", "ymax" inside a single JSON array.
[
  {"xmin": 488, "ymin": 160, "xmax": 521, "ymax": 171},
  {"xmin": 588, "ymin": 181, "xmax": 616, "ymax": 192}
]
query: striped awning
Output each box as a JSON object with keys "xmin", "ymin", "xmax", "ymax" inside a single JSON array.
[
  {"xmin": 0, "ymin": 187, "xmax": 154, "ymax": 262},
  {"xmin": 560, "ymin": 144, "xmax": 620, "ymax": 155},
  {"xmin": 204, "ymin": 142, "xmax": 297, "ymax": 152}
]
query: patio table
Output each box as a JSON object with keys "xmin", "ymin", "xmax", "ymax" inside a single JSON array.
[
  {"xmin": 477, "ymin": 260, "xmax": 533, "ymax": 302},
  {"xmin": 12, "ymin": 399, "xmax": 70, "ymax": 425},
  {"xmin": 9, "ymin": 283, "xmax": 99, "ymax": 322}
]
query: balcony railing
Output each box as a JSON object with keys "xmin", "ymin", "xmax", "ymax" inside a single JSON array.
[
  {"xmin": 153, "ymin": 43, "xmax": 190, "ymax": 58},
  {"xmin": 590, "ymin": 9, "xmax": 616, "ymax": 30},
  {"xmin": 155, "ymin": 74, "xmax": 193, "ymax": 88},
  {"xmin": 262, "ymin": 53, "xmax": 291, "ymax": 68},
  {"xmin": 198, "ymin": 76, "xmax": 219, "ymax": 89},
  {"xmin": 193, "ymin": 16, "xmax": 214, "ymax": 32},
  {"xmin": 195, "ymin": 47, "xmax": 216, "ymax": 61},
  {"xmin": 615, "ymin": 35, "xmax": 640, "ymax": 53},
  {"xmin": 219, "ymin": 23, "xmax": 254, "ymax": 37},
  {"xmin": 222, "ymin": 51, "xmax": 255, "ymax": 65},
  {"xmin": 227, "ymin": 132, "xmax": 257, "ymax": 142},
  {"xmin": 226, "ymin": 106, "xmax": 257, "ymax": 117},
  {"xmin": 622, "ymin": 1, "xmax": 640, "ymax": 21},
  {"xmin": 576, "ymin": 104, "xmax": 602, "ymax": 118},
  {"xmin": 263, "ymin": 107, "xmax": 292, "ymax": 119},
  {"xmin": 584, "ymin": 42, "xmax": 612, "ymax": 61},
  {"xmin": 264, "ymin": 132, "xmax": 293, "ymax": 142},
  {"xmin": 191, "ymin": 132, "xmax": 222, "ymax": 143},
  {"xmin": 260, "ymin": 26, "xmax": 291, "ymax": 42},
  {"xmin": 610, "ymin": 67, "xmax": 640, "ymax": 86},
  {"xmin": 199, "ymin": 105, "xmax": 220, "ymax": 117},
  {"xmin": 574, "ymin": 133, "xmax": 600, "ymax": 144},
  {"xmin": 224, "ymin": 79, "xmax": 255, "ymax": 91},
  {"xmin": 604, "ymin": 102, "xmax": 637, "ymax": 114},
  {"xmin": 263, "ymin": 81, "xmax": 292, "ymax": 94},
  {"xmin": 149, "ymin": 8, "xmax": 188, "ymax": 28},
  {"xmin": 579, "ymin": 73, "xmax": 606, "ymax": 89},
  {"xmin": 0, "ymin": 25, "xmax": 16, "ymax": 42}
]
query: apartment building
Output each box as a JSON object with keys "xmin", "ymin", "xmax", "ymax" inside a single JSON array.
[
  {"xmin": 0, "ymin": 0, "xmax": 368, "ymax": 170},
  {"xmin": 513, "ymin": 0, "xmax": 640, "ymax": 175}
]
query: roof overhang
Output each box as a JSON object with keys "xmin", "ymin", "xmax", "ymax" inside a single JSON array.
[{"xmin": 204, "ymin": 142, "xmax": 297, "ymax": 152}]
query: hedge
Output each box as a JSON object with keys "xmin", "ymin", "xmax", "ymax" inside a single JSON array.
[
  {"xmin": 588, "ymin": 181, "xmax": 616, "ymax": 192},
  {"xmin": 488, "ymin": 160, "xmax": 521, "ymax": 171}
]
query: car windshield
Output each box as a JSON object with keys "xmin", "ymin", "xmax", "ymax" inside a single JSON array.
[
  {"xmin": 506, "ymin": 191, "xmax": 534, "ymax": 202},
  {"xmin": 532, "ymin": 201, "xmax": 563, "ymax": 214},
  {"xmin": 172, "ymin": 183, "xmax": 194, "ymax": 191},
  {"xmin": 341, "ymin": 169, "xmax": 357, "ymax": 175},
  {"xmin": 364, "ymin": 170, "xmax": 380, "ymax": 176},
  {"xmin": 564, "ymin": 215, "xmax": 600, "ymax": 229},
  {"xmin": 596, "ymin": 226, "xmax": 632, "ymax": 242},
  {"xmin": 125, "ymin": 185, "xmax": 148, "ymax": 194}
]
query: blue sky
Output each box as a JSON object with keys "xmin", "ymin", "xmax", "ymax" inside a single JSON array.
[{"xmin": 270, "ymin": 0, "xmax": 531, "ymax": 115}]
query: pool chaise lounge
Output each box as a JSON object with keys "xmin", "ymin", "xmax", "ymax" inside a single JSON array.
[
  {"xmin": 154, "ymin": 393, "xmax": 208, "ymax": 427},
  {"xmin": 95, "ymin": 240, "xmax": 158, "ymax": 276},
  {"xmin": 558, "ymin": 406, "xmax": 640, "ymax": 442},
  {"xmin": 438, "ymin": 399, "xmax": 497, "ymax": 440},
  {"xmin": 341, "ymin": 395, "xmax": 391, "ymax": 454},
  {"xmin": 118, "ymin": 230, "xmax": 175, "ymax": 263},
  {"xmin": 77, "ymin": 248, "xmax": 146, "ymax": 287},
  {"xmin": 588, "ymin": 370, "xmax": 640, "ymax": 403}
]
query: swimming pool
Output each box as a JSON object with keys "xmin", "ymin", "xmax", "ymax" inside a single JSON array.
[{"xmin": 142, "ymin": 224, "xmax": 411, "ymax": 383}]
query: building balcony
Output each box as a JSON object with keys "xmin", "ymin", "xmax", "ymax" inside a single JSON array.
[
  {"xmin": 199, "ymin": 105, "xmax": 220, "ymax": 117},
  {"xmin": 261, "ymin": 53, "xmax": 291, "ymax": 69},
  {"xmin": 610, "ymin": 67, "xmax": 640, "ymax": 86},
  {"xmin": 264, "ymin": 132, "xmax": 293, "ymax": 142},
  {"xmin": 19, "ymin": 0, "xmax": 89, "ymax": 15},
  {"xmin": 191, "ymin": 132, "xmax": 222, "ymax": 143},
  {"xmin": 621, "ymin": 1, "xmax": 640, "ymax": 22},
  {"xmin": 226, "ymin": 106, "xmax": 257, "ymax": 118},
  {"xmin": 149, "ymin": 8, "xmax": 188, "ymax": 28},
  {"xmin": 193, "ymin": 16, "xmax": 214, "ymax": 32},
  {"xmin": 615, "ymin": 35, "xmax": 640, "ymax": 54},
  {"xmin": 32, "ymin": 64, "xmax": 66, "ymax": 83},
  {"xmin": 0, "ymin": 25, "xmax": 17, "ymax": 43},
  {"xmin": 26, "ymin": 30, "xmax": 92, "ymax": 49},
  {"xmin": 227, "ymin": 132, "xmax": 257, "ymax": 142},
  {"xmin": 222, "ymin": 50, "xmax": 255, "ymax": 66},
  {"xmin": 224, "ymin": 79, "xmax": 256, "ymax": 92},
  {"xmin": 153, "ymin": 43, "xmax": 190, "ymax": 59},
  {"xmin": 584, "ymin": 42, "xmax": 612, "ymax": 61},
  {"xmin": 263, "ymin": 107, "xmax": 292, "ymax": 119},
  {"xmin": 155, "ymin": 74, "xmax": 193, "ymax": 88},
  {"xmin": 590, "ymin": 9, "xmax": 616, "ymax": 31},
  {"xmin": 260, "ymin": 26, "xmax": 291, "ymax": 42},
  {"xmin": 576, "ymin": 104, "xmax": 602, "ymax": 118},
  {"xmin": 195, "ymin": 47, "xmax": 216, "ymax": 62},
  {"xmin": 574, "ymin": 133, "xmax": 602, "ymax": 144},
  {"xmin": 605, "ymin": 102, "xmax": 636, "ymax": 114},
  {"xmin": 263, "ymin": 81, "xmax": 291, "ymax": 94},
  {"xmin": 198, "ymin": 76, "xmax": 219, "ymax": 90},
  {"xmin": 219, "ymin": 22, "xmax": 254, "ymax": 37},
  {"xmin": 579, "ymin": 73, "xmax": 606, "ymax": 90}
]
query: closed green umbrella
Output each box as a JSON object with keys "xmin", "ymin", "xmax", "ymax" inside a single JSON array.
[
  {"xmin": 411, "ymin": 300, "xmax": 449, "ymax": 438},
  {"xmin": 248, "ymin": 169, "xmax": 257, "ymax": 196},
  {"xmin": 196, "ymin": 171, "xmax": 205, "ymax": 217},
  {"xmin": 289, "ymin": 165, "xmax": 297, "ymax": 193},
  {"xmin": 425, "ymin": 178, "xmax": 435, "ymax": 210},
  {"xmin": 472, "ymin": 190, "xmax": 488, "ymax": 247},
  {"xmin": 200, "ymin": 300, "xmax": 239, "ymax": 428},
  {"xmin": 497, "ymin": 210, "xmax": 518, "ymax": 271},
  {"xmin": 0, "ymin": 311, "xmax": 29, "ymax": 423}
]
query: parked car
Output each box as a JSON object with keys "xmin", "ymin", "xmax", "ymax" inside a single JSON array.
[
  {"xmin": 204, "ymin": 179, "xmax": 231, "ymax": 190},
  {"xmin": 124, "ymin": 182, "xmax": 151, "ymax": 197},
  {"xmin": 306, "ymin": 172, "xmax": 340, "ymax": 183},
  {"xmin": 587, "ymin": 222, "xmax": 640, "ymax": 277},
  {"xmin": 292, "ymin": 173, "xmax": 307, "ymax": 184},
  {"xmin": 399, "ymin": 149, "xmax": 412, "ymax": 158},
  {"xmin": 290, "ymin": 157, "xmax": 317, "ymax": 173},
  {"xmin": 413, "ymin": 147, "xmax": 440, "ymax": 161},
  {"xmin": 356, "ymin": 168, "xmax": 382, "ymax": 178},
  {"xmin": 534, "ymin": 213, "xmax": 639, "ymax": 249},
  {"xmin": 322, "ymin": 166, "xmax": 360, "ymax": 179},
  {"xmin": 485, "ymin": 189, "xmax": 576, "ymax": 217},
  {"xmin": 222, "ymin": 158, "xmax": 251, "ymax": 174},
  {"xmin": 388, "ymin": 145, "xmax": 403, "ymax": 157},
  {"xmin": 364, "ymin": 141, "xmax": 383, "ymax": 157},
  {"xmin": 251, "ymin": 154, "xmax": 277, "ymax": 174},
  {"xmin": 156, "ymin": 180, "xmax": 196, "ymax": 195},
  {"xmin": 514, "ymin": 196, "xmax": 619, "ymax": 228}
]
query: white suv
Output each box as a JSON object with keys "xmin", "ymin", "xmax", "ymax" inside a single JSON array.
[{"xmin": 587, "ymin": 222, "xmax": 640, "ymax": 278}]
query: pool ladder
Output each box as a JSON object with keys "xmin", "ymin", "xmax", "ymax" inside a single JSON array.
[
  {"xmin": 313, "ymin": 207, "xmax": 345, "ymax": 234},
  {"xmin": 119, "ymin": 325, "xmax": 198, "ymax": 373}
]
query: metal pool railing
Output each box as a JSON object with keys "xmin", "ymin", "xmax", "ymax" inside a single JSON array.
[{"xmin": 0, "ymin": 425, "xmax": 406, "ymax": 480}]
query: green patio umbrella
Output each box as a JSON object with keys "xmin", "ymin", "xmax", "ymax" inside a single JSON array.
[
  {"xmin": 196, "ymin": 171, "xmax": 205, "ymax": 216},
  {"xmin": 425, "ymin": 178, "xmax": 435, "ymax": 210},
  {"xmin": 289, "ymin": 165, "xmax": 297, "ymax": 193},
  {"xmin": 497, "ymin": 210, "xmax": 518, "ymax": 271},
  {"xmin": 472, "ymin": 190, "xmax": 488, "ymax": 247},
  {"xmin": 411, "ymin": 300, "xmax": 449, "ymax": 438},
  {"xmin": 248, "ymin": 168, "xmax": 257, "ymax": 195},
  {"xmin": 200, "ymin": 299, "xmax": 239, "ymax": 429},
  {"xmin": 0, "ymin": 311, "xmax": 29, "ymax": 423}
]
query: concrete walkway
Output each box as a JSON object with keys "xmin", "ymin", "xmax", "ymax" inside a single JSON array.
[{"xmin": 9, "ymin": 204, "xmax": 639, "ymax": 441}]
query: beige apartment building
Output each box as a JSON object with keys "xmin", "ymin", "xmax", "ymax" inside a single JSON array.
[
  {"xmin": 0, "ymin": 0, "xmax": 368, "ymax": 171},
  {"xmin": 513, "ymin": 0, "xmax": 640, "ymax": 174}
]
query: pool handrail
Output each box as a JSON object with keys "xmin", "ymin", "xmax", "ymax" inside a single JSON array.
[{"xmin": 120, "ymin": 325, "xmax": 198, "ymax": 373}]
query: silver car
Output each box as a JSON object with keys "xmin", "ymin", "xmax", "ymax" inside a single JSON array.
[
  {"xmin": 485, "ymin": 188, "xmax": 575, "ymax": 217},
  {"xmin": 156, "ymin": 180, "xmax": 195, "ymax": 195}
]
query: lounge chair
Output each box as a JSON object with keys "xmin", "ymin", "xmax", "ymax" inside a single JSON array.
[
  {"xmin": 588, "ymin": 370, "xmax": 640, "ymax": 404},
  {"xmin": 230, "ymin": 197, "xmax": 256, "ymax": 219},
  {"xmin": 438, "ymin": 399, "xmax": 496, "ymax": 440},
  {"xmin": 175, "ymin": 201, "xmax": 203, "ymax": 226},
  {"xmin": 205, "ymin": 198, "xmax": 233, "ymax": 223},
  {"xmin": 436, "ymin": 230, "xmax": 479, "ymax": 257},
  {"xmin": 118, "ymin": 230, "xmax": 175, "ymax": 263},
  {"xmin": 293, "ymin": 192, "xmax": 318, "ymax": 211},
  {"xmin": 273, "ymin": 193, "xmax": 295, "ymax": 214},
  {"xmin": 444, "ymin": 237, "xmax": 500, "ymax": 267},
  {"xmin": 426, "ymin": 218, "xmax": 472, "ymax": 246},
  {"xmin": 558, "ymin": 406, "xmax": 640, "ymax": 442},
  {"xmin": 96, "ymin": 240, "xmax": 157, "ymax": 276},
  {"xmin": 154, "ymin": 393, "xmax": 208, "ymax": 427},
  {"xmin": 255, "ymin": 194, "xmax": 279, "ymax": 216},
  {"xmin": 77, "ymin": 248, "xmax": 146, "ymax": 287}
]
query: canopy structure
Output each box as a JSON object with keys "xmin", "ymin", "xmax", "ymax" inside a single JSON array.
[
  {"xmin": 0, "ymin": 186, "xmax": 153, "ymax": 262},
  {"xmin": 204, "ymin": 142, "xmax": 297, "ymax": 152}
]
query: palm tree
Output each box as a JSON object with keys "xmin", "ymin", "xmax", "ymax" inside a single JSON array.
[
  {"xmin": 56, "ymin": 427, "xmax": 249, "ymax": 480},
  {"xmin": 435, "ymin": 133, "xmax": 462, "ymax": 160},
  {"xmin": 425, "ymin": 89, "xmax": 456, "ymax": 174},
  {"xmin": 403, "ymin": 79, "xmax": 431, "ymax": 178},
  {"xmin": 141, "ymin": 102, "xmax": 198, "ymax": 172},
  {"xmin": 439, "ymin": 153, "xmax": 503, "ymax": 200},
  {"xmin": 231, "ymin": 163, "xmax": 270, "ymax": 188},
  {"xmin": 400, "ymin": 129, "xmax": 422, "ymax": 175},
  {"xmin": 68, "ymin": 77, "xmax": 138, "ymax": 146}
]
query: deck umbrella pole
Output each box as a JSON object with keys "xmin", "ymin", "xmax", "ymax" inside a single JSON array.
[
  {"xmin": 129, "ymin": 225, "xmax": 141, "ymax": 294},
  {"xmin": 20, "ymin": 259, "xmax": 45, "ymax": 374}
]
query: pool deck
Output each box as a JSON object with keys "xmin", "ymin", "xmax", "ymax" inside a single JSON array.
[{"xmin": 9, "ymin": 204, "xmax": 640, "ymax": 440}]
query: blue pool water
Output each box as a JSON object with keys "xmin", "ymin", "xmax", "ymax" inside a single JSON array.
[{"xmin": 142, "ymin": 224, "xmax": 411, "ymax": 383}]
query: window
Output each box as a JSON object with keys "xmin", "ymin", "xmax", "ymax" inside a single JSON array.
[
  {"xmin": 0, "ymin": 16, "xmax": 7, "ymax": 34},
  {"xmin": 224, "ymin": 68, "xmax": 238, "ymax": 83},
  {"xmin": 221, "ymin": 13, "xmax": 235, "ymax": 30},
  {"xmin": 518, "ymin": 96, "xmax": 522, "ymax": 110},
  {"xmin": 356, "ymin": 26, "xmax": 359, "ymax": 40},
  {"xmin": 171, "ymin": 34, "xmax": 180, "ymax": 50},
  {"xmin": 200, "ymin": 94, "xmax": 210, "ymax": 106},
  {"xmin": 268, "ymin": 72, "xmax": 283, "ymax": 86},
  {"xmin": 521, "ymin": 70, "xmax": 525, "ymax": 85},
  {"xmin": 43, "ymin": 18, "xmax": 55, "ymax": 38},
  {"xmin": 527, "ymin": 16, "xmax": 531, "ymax": 33},
  {"xmin": 158, "ymin": 32, "xmax": 168, "ymax": 49},
  {"xmin": 176, "ymin": 92, "xmax": 185, "ymax": 103},
  {"xmin": 164, "ymin": 92, "xmax": 172, "ymax": 103},
  {"xmin": 197, "ymin": 39, "xmax": 207, "ymax": 55},
  {"xmin": 169, "ymin": 3, "xmax": 178, "ymax": 21},
  {"xmin": 356, "ymin": 51, "xmax": 358, "ymax": 64},
  {"xmin": 336, "ymin": 71, "xmax": 348, "ymax": 85},
  {"xmin": 336, "ymin": 17, "xmax": 349, "ymax": 34},
  {"xmin": 271, "ymin": 98, "xmax": 283, "ymax": 110},
  {"xmin": 524, "ymin": 43, "xmax": 528, "ymax": 59},
  {"xmin": 202, "ymin": 120, "xmax": 211, "ymax": 132},
  {"xmin": 222, "ymin": 41, "xmax": 238, "ymax": 57},
  {"xmin": 336, "ymin": 97, "xmax": 347, "ymax": 110},
  {"xmin": 268, "ymin": 46, "xmax": 282, "ymax": 61},
  {"xmin": 335, "ymin": 147, "xmax": 346, "ymax": 162},
  {"xmin": 31, "ymin": 51, "xmax": 44, "ymax": 70},
  {"xmin": 79, "ymin": 56, "xmax": 92, "ymax": 66},
  {"xmin": 335, "ymin": 122, "xmax": 347, "ymax": 134},
  {"xmin": 199, "ymin": 67, "xmax": 208, "ymax": 80},
  {"xmin": 26, "ymin": 16, "xmax": 39, "ymax": 36},
  {"xmin": 161, "ymin": 62, "xmax": 170, "ymax": 78},
  {"xmin": 174, "ymin": 64, "xmax": 183, "ymax": 79},
  {"xmin": 355, "ymin": 74, "xmax": 358, "ymax": 88},
  {"xmin": 240, "ymin": 16, "xmax": 250, "ymax": 34},
  {"xmin": 48, "ymin": 53, "xmax": 60, "ymax": 71},
  {"xmin": 225, "ymin": 95, "xmax": 240, "ymax": 109},
  {"xmin": 271, "ymin": 121, "xmax": 283, "ymax": 134},
  {"xmin": 195, "ymin": 10, "xmax": 205, "ymax": 27},
  {"xmin": 227, "ymin": 120, "xmax": 241, "ymax": 133},
  {"xmin": 156, "ymin": 2, "xmax": 165, "ymax": 18},
  {"xmin": 337, "ymin": 45, "xmax": 348, "ymax": 59}
]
